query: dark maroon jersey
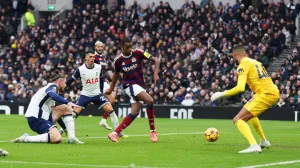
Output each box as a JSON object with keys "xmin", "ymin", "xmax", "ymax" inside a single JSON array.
[{"xmin": 114, "ymin": 49, "xmax": 152, "ymax": 89}]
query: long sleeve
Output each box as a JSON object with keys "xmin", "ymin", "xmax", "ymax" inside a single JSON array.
[
  {"xmin": 224, "ymin": 73, "xmax": 247, "ymax": 96},
  {"xmin": 48, "ymin": 92, "xmax": 69, "ymax": 104}
]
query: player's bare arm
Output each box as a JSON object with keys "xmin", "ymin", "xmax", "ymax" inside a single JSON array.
[
  {"xmin": 105, "ymin": 71, "xmax": 119, "ymax": 95},
  {"xmin": 150, "ymin": 56, "xmax": 160, "ymax": 83}
]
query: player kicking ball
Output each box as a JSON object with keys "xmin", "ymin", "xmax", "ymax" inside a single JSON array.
[
  {"xmin": 12, "ymin": 71, "xmax": 83, "ymax": 144},
  {"xmin": 0, "ymin": 148, "xmax": 8, "ymax": 156},
  {"xmin": 211, "ymin": 45, "xmax": 280, "ymax": 153},
  {"xmin": 106, "ymin": 37, "xmax": 160, "ymax": 143},
  {"xmin": 66, "ymin": 51, "xmax": 126, "ymax": 137}
]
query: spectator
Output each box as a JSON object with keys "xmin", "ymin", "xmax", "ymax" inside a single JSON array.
[
  {"xmin": 276, "ymin": 98, "xmax": 286, "ymax": 107},
  {"xmin": 25, "ymin": 6, "xmax": 35, "ymax": 27},
  {"xmin": 181, "ymin": 93, "xmax": 194, "ymax": 106},
  {"xmin": 0, "ymin": 0, "xmax": 296, "ymax": 107},
  {"xmin": 200, "ymin": 94, "xmax": 212, "ymax": 106}
]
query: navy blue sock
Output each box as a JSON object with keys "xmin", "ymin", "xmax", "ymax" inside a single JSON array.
[{"xmin": 57, "ymin": 118, "xmax": 66, "ymax": 130}]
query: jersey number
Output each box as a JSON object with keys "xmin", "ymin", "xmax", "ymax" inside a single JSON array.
[
  {"xmin": 100, "ymin": 96, "xmax": 107, "ymax": 101},
  {"xmin": 255, "ymin": 64, "xmax": 269, "ymax": 79}
]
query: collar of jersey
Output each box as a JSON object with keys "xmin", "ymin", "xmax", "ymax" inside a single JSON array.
[
  {"xmin": 121, "ymin": 52, "xmax": 132, "ymax": 58},
  {"xmin": 85, "ymin": 63, "xmax": 95, "ymax": 69},
  {"xmin": 95, "ymin": 51, "xmax": 102, "ymax": 56}
]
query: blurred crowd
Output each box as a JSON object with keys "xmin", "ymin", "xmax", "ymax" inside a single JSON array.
[{"xmin": 0, "ymin": 0, "xmax": 299, "ymax": 108}]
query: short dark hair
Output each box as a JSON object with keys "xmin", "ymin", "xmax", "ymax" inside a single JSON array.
[
  {"xmin": 233, "ymin": 44, "xmax": 245, "ymax": 52},
  {"xmin": 50, "ymin": 70, "xmax": 65, "ymax": 82},
  {"xmin": 121, "ymin": 36, "xmax": 132, "ymax": 45},
  {"xmin": 85, "ymin": 51, "xmax": 94, "ymax": 55}
]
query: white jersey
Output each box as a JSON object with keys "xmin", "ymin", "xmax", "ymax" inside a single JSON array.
[
  {"xmin": 72, "ymin": 63, "xmax": 102, "ymax": 97},
  {"xmin": 25, "ymin": 83, "xmax": 58, "ymax": 120}
]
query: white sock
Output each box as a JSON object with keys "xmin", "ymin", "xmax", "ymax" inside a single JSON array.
[
  {"xmin": 109, "ymin": 112, "xmax": 119, "ymax": 129},
  {"xmin": 24, "ymin": 133, "xmax": 48, "ymax": 143},
  {"xmin": 63, "ymin": 115, "xmax": 75, "ymax": 139}
]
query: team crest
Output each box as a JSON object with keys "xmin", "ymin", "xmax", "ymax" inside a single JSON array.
[
  {"xmin": 132, "ymin": 57, "xmax": 136, "ymax": 62},
  {"xmin": 238, "ymin": 68, "xmax": 244, "ymax": 75},
  {"xmin": 122, "ymin": 62, "xmax": 125, "ymax": 66}
]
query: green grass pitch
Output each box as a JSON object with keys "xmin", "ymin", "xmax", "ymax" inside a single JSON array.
[{"xmin": 0, "ymin": 115, "xmax": 300, "ymax": 168}]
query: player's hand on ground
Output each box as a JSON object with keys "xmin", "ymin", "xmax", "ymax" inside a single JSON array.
[
  {"xmin": 211, "ymin": 92, "xmax": 225, "ymax": 102},
  {"xmin": 67, "ymin": 102, "xmax": 80, "ymax": 108}
]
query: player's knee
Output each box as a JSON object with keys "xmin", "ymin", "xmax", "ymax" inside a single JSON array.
[
  {"xmin": 233, "ymin": 117, "xmax": 239, "ymax": 124},
  {"xmin": 146, "ymin": 97, "xmax": 154, "ymax": 105},
  {"xmin": 51, "ymin": 136, "xmax": 62, "ymax": 144},
  {"xmin": 65, "ymin": 105, "xmax": 73, "ymax": 113}
]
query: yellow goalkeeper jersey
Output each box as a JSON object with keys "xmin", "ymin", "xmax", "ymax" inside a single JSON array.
[{"xmin": 237, "ymin": 57, "xmax": 278, "ymax": 94}]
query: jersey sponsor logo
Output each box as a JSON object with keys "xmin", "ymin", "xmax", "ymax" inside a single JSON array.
[
  {"xmin": 238, "ymin": 68, "xmax": 244, "ymax": 75},
  {"xmin": 86, "ymin": 78, "xmax": 99, "ymax": 84},
  {"xmin": 143, "ymin": 51, "xmax": 151, "ymax": 59},
  {"xmin": 132, "ymin": 57, "xmax": 136, "ymax": 62},
  {"xmin": 122, "ymin": 64, "xmax": 138, "ymax": 72}
]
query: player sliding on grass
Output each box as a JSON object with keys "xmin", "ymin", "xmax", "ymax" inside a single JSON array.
[
  {"xmin": 106, "ymin": 37, "xmax": 160, "ymax": 143},
  {"xmin": 0, "ymin": 148, "xmax": 8, "ymax": 156},
  {"xmin": 12, "ymin": 71, "xmax": 83, "ymax": 144},
  {"xmin": 66, "ymin": 51, "xmax": 127, "ymax": 138},
  {"xmin": 211, "ymin": 44, "xmax": 280, "ymax": 153}
]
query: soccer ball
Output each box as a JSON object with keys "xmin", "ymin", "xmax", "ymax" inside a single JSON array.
[{"xmin": 204, "ymin": 128, "xmax": 219, "ymax": 142}]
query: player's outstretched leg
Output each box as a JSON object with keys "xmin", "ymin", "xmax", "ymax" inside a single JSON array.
[
  {"xmin": 136, "ymin": 92, "xmax": 157, "ymax": 143},
  {"xmin": 108, "ymin": 103, "xmax": 140, "ymax": 143},
  {"xmin": 0, "ymin": 148, "xmax": 9, "ymax": 157},
  {"xmin": 249, "ymin": 117, "xmax": 271, "ymax": 148},
  {"xmin": 12, "ymin": 128, "xmax": 61, "ymax": 144},
  {"xmin": 104, "ymin": 110, "xmax": 128, "ymax": 138},
  {"xmin": 234, "ymin": 108, "xmax": 261, "ymax": 153},
  {"xmin": 100, "ymin": 98, "xmax": 128, "ymax": 138}
]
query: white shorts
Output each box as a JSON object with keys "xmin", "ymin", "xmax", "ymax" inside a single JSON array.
[
  {"xmin": 103, "ymin": 82, "xmax": 110, "ymax": 92},
  {"xmin": 124, "ymin": 84, "xmax": 145, "ymax": 104}
]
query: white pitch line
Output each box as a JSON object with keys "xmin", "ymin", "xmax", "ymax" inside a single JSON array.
[
  {"xmin": 0, "ymin": 160, "xmax": 169, "ymax": 168},
  {"xmin": 0, "ymin": 132, "xmax": 204, "ymax": 143},
  {"xmin": 238, "ymin": 159, "xmax": 300, "ymax": 168}
]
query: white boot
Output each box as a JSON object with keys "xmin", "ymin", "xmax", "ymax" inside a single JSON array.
[
  {"xmin": 239, "ymin": 144, "xmax": 262, "ymax": 154},
  {"xmin": 99, "ymin": 119, "xmax": 112, "ymax": 130},
  {"xmin": 259, "ymin": 139, "xmax": 271, "ymax": 149},
  {"xmin": 0, "ymin": 148, "xmax": 9, "ymax": 157},
  {"xmin": 11, "ymin": 133, "xmax": 29, "ymax": 143},
  {"xmin": 68, "ymin": 137, "xmax": 84, "ymax": 144}
]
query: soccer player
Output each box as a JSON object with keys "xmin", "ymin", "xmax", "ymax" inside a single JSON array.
[
  {"xmin": 211, "ymin": 45, "xmax": 280, "ymax": 153},
  {"xmin": 12, "ymin": 71, "xmax": 83, "ymax": 144},
  {"xmin": 94, "ymin": 41, "xmax": 117, "ymax": 130},
  {"xmin": 0, "ymin": 148, "xmax": 8, "ymax": 157},
  {"xmin": 106, "ymin": 37, "xmax": 160, "ymax": 143},
  {"xmin": 67, "ymin": 51, "xmax": 126, "ymax": 137}
]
